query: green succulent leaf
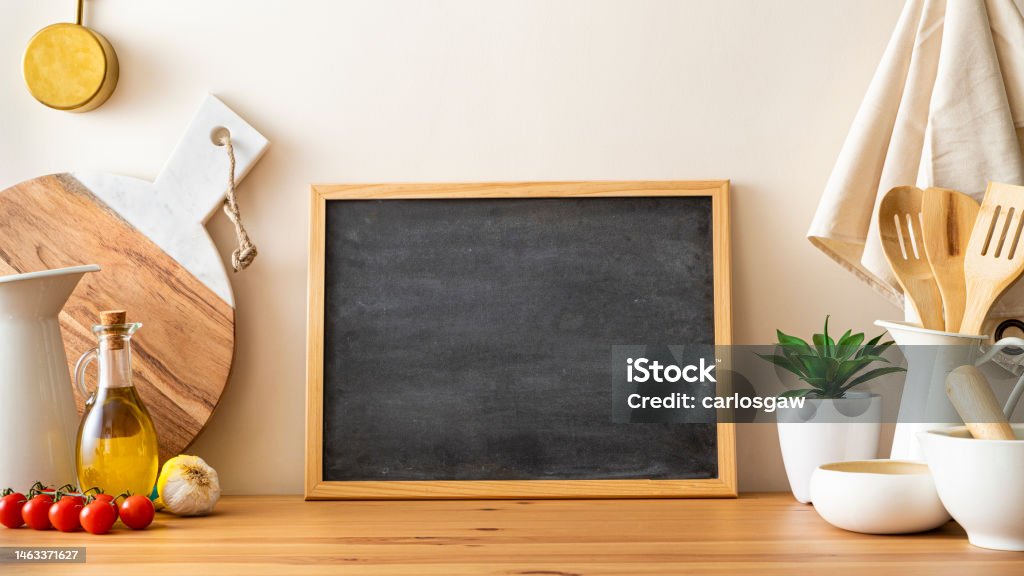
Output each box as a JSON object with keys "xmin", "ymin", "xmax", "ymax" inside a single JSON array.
[
  {"xmin": 776, "ymin": 330, "xmax": 813, "ymax": 353},
  {"xmin": 779, "ymin": 389, "xmax": 815, "ymax": 398},
  {"xmin": 868, "ymin": 340, "xmax": 896, "ymax": 357},
  {"xmin": 798, "ymin": 376, "xmax": 828, "ymax": 390},
  {"xmin": 824, "ymin": 315, "xmax": 834, "ymax": 354},
  {"xmin": 794, "ymin": 354, "xmax": 828, "ymax": 380},
  {"xmin": 755, "ymin": 353, "xmax": 806, "ymax": 379},
  {"xmin": 836, "ymin": 332, "xmax": 865, "ymax": 360},
  {"xmin": 832, "ymin": 356, "xmax": 876, "ymax": 387},
  {"xmin": 811, "ymin": 333, "xmax": 826, "ymax": 356},
  {"xmin": 839, "ymin": 366, "xmax": 906, "ymax": 392}
]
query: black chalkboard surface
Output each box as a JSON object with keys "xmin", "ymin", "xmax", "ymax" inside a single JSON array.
[{"xmin": 306, "ymin": 182, "xmax": 733, "ymax": 499}]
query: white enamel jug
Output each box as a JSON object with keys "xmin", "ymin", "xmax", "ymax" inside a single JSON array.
[
  {"xmin": 877, "ymin": 320, "xmax": 1024, "ymax": 461},
  {"xmin": 0, "ymin": 265, "xmax": 99, "ymax": 490}
]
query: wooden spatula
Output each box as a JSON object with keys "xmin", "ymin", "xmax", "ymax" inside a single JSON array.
[
  {"xmin": 921, "ymin": 187, "xmax": 979, "ymax": 332},
  {"xmin": 878, "ymin": 186, "xmax": 944, "ymax": 330},
  {"xmin": 960, "ymin": 182, "xmax": 1024, "ymax": 336},
  {"xmin": 946, "ymin": 365, "xmax": 1016, "ymax": 440}
]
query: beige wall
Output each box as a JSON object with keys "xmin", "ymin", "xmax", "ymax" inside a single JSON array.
[{"xmin": 0, "ymin": 0, "xmax": 904, "ymax": 494}]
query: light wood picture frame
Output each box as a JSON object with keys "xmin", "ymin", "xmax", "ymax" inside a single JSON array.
[{"xmin": 306, "ymin": 181, "xmax": 734, "ymax": 499}]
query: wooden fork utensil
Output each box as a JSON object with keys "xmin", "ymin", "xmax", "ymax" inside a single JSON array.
[{"xmin": 960, "ymin": 182, "xmax": 1024, "ymax": 336}]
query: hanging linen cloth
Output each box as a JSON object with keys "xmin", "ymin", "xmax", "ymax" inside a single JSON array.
[{"xmin": 808, "ymin": 0, "xmax": 1024, "ymax": 324}]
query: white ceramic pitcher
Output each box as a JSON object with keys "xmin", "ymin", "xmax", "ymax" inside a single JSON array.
[
  {"xmin": 877, "ymin": 320, "xmax": 1024, "ymax": 461},
  {"xmin": 0, "ymin": 265, "xmax": 99, "ymax": 490}
]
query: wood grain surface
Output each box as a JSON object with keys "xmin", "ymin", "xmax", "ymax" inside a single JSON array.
[
  {"xmin": 1, "ymin": 494, "xmax": 1020, "ymax": 575},
  {"xmin": 0, "ymin": 174, "xmax": 234, "ymax": 461}
]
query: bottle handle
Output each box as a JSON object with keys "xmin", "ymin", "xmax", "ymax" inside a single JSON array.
[{"xmin": 75, "ymin": 347, "xmax": 98, "ymax": 404}]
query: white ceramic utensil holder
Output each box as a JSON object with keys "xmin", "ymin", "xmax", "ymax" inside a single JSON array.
[{"xmin": 877, "ymin": 320, "xmax": 1024, "ymax": 461}]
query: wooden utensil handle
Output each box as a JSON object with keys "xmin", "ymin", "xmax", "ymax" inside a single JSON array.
[
  {"xmin": 946, "ymin": 365, "xmax": 1016, "ymax": 440},
  {"xmin": 905, "ymin": 277, "xmax": 944, "ymax": 331},
  {"xmin": 961, "ymin": 281, "xmax": 1000, "ymax": 336}
]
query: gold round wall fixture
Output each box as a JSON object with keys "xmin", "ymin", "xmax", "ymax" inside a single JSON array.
[{"xmin": 23, "ymin": 0, "xmax": 119, "ymax": 112}]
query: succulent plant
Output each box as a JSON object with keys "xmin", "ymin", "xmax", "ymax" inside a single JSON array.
[{"xmin": 757, "ymin": 316, "xmax": 904, "ymax": 399}]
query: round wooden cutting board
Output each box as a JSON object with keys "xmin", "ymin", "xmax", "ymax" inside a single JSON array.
[
  {"xmin": 0, "ymin": 173, "xmax": 232, "ymax": 461},
  {"xmin": 0, "ymin": 96, "xmax": 267, "ymax": 460}
]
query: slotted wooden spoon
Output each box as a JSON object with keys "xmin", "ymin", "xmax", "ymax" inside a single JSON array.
[
  {"xmin": 878, "ymin": 186, "xmax": 944, "ymax": 330},
  {"xmin": 921, "ymin": 187, "xmax": 980, "ymax": 332},
  {"xmin": 961, "ymin": 182, "xmax": 1024, "ymax": 336}
]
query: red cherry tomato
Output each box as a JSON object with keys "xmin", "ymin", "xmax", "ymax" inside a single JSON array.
[
  {"xmin": 87, "ymin": 495, "xmax": 119, "ymax": 521},
  {"xmin": 61, "ymin": 494, "xmax": 86, "ymax": 506},
  {"xmin": 118, "ymin": 495, "xmax": 155, "ymax": 530},
  {"xmin": 79, "ymin": 500, "xmax": 117, "ymax": 535},
  {"xmin": 48, "ymin": 497, "xmax": 83, "ymax": 532},
  {"xmin": 21, "ymin": 495, "xmax": 54, "ymax": 530},
  {"xmin": 0, "ymin": 492, "xmax": 27, "ymax": 528}
]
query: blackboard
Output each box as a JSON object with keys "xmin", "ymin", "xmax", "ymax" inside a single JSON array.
[{"xmin": 306, "ymin": 182, "xmax": 733, "ymax": 499}]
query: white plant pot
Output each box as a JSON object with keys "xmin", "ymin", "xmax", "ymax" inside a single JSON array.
[{"xmin": 776, "ymin": 392, "xmax": 882, "ymax": 504}]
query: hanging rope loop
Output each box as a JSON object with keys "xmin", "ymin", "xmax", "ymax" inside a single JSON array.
[{"xmin": 219, "ymin": 133, "xmax": 257, "ymax": 272}]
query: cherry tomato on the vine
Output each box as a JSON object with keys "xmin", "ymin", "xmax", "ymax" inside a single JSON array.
[
  {"xmin": 0, "ymin": 492, "xmax": 27, "ymax": 528},
  {"xmin": 118, "ymin": 495, "xmax": 154, "ymax": 530},
  {"xmin": 21, "ymin": 495, "xmax": 54, "ymax": 530},
  {"xmin": 48, "ymin": 497, "xmax": 83, "ymax": 532},
  {"xmin": 93, "ymin": 493, "xmax": 115, "ymax": 504},
  {"xmin": 60, "ymin": 494, "xmax": 85, "ymax": 506},
  {"xmin": 79, "ymin": 500, "xmax": 117, "ymax": 535}
]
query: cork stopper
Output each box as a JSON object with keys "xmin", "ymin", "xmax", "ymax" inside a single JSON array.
[
  {"xmin": 99, "ymin": 310, "xmax": 128, "ymax": 350},
  {"xmin": 100, "ymin": 310, "xmax": 126, "ymax": 326}
]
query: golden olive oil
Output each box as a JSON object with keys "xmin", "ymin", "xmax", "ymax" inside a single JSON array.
[
  {"xmin": 74, "ymin": 312, "xmax": 159, "ymax": 497},
  {"xmin": 76, "ymin": 386, "xmax": 159, "ymax": 496}
]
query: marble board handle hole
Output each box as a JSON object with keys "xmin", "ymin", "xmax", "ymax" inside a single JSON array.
[{"xmin": 210, "ymin": 126, "xmax": 231, "ymax": 147}]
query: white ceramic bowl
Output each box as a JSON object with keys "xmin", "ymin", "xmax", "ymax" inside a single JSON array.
[
  {"xmin": 919, "ymin": 424, "xmax": 1024, "ymax": 551},
  {"xmin": 810, "ymin": 460, "xmax": 950, "ymax": 534}
]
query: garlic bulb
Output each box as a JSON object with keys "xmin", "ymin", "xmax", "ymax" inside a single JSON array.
[{"xmin": 156, "ymin": 455, "xmax": 221, "ymax": 516}]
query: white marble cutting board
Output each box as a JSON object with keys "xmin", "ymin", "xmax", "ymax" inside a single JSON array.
[{"xmin": 74, "ymin": 94, "xmax": 269, "ymax": 307}]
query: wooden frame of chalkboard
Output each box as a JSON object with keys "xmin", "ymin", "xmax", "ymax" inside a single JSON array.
[{"xmin": 306, "ymin": 181, "xmax": 734, "ymax": 499}]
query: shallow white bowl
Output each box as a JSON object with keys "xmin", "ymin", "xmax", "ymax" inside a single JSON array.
[
  {"xmin": 920, "ymin": 424, "xmax": 1024, "ymax": 551},
  {"xmin": 810, "ymin": 460, "xmax": 950, "ymax": 534}
]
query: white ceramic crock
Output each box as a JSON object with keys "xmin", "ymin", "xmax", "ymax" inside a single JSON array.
[
  {"xmin": 776, "ymin": 392, "xmax": 882, "ymax": 503},
  {"xmin": 0, "ymin": 265, "xmax": 99, "ymax": 490},
  {"xmin": 876, "ymin": 320, "xmax": 1024, "ymax": 461},
  {"xmin": 810, "ymin": 460, "xmax": 949, "ymax": 534},
  {"xmin": 919, "ymin": 424, "xmax": 1024, "ymax": 551}
]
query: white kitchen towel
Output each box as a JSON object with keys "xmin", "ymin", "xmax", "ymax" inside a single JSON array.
[{"xmin": 808, "ymin": 0, "xmax": 1024, "ymax": 322}]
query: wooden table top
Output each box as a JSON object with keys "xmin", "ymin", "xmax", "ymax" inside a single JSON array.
[{"xmin": 1, "ymin": 493, "xmax": 1021, "ymax": 575}]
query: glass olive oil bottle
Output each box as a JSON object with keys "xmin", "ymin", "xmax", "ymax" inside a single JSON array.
[{"xmin": 75, "ymin": 310, "xmax": 159, "ymax": 497}]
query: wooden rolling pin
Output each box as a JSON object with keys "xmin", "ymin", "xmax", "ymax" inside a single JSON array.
[{"xmin": 945, "ymin": 365, "xmax": 1017, "ymax": 440}]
